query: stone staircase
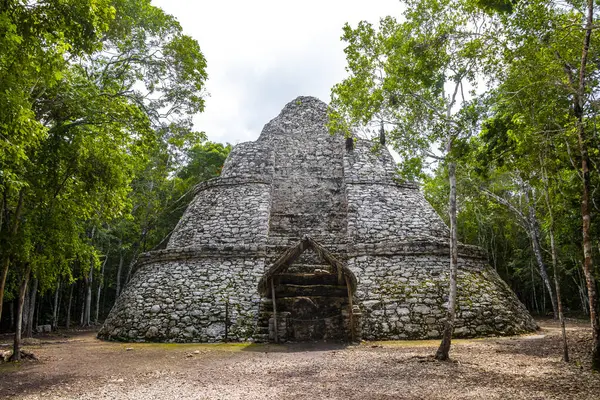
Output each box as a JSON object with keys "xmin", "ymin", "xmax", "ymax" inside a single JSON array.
[{"xmin": 255, "ymin": 261, "xmax": 353, "ymax": 342}]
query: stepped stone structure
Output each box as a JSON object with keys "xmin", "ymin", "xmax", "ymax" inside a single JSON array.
[{"xmin": 99, "ymin": 96, "xmax": 536, "ymax": 343}]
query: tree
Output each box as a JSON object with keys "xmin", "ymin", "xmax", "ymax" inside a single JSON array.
[
  {"xmin": 0, "ymin": 0, "xmax": 208, "ymax": 360},
  {"xmin": 479, "ymin": 0, "xmax": 600, "ymax": 369},
  {"xmin": 331, "ymin": 0, "xmax": 494, "ymax": 360},
  {"xmin": 0, "ymin": 0, "xmax": 116, "ymax": 327}
]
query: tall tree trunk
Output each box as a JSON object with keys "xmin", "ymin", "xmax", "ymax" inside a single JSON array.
[
  {"xmin": 482, "ymin": 187, "xmax": 557, "ymax": 317},
  {"xmin": 66, "ymin": 283, "xmax": 73, "ymax": 329},
  {"xmin": 52, "ymin": 281, "xmax": 60, "ymax": 330},
  {"xmin": 436, "ymin": 160, "xmax": 458, "ymax": 361},
  {"xmin": 541, "ymin": 166, "xmax": 569, "ymax": 361},
  {"xmin": 25, "ymin": 278, "xmax": 38, "ymax": 338},
  {"xmin": 575, "ymin": 0, "xmax": 600, "ymax": 371},
  {"xmin": 11, "ymin": 264, "xmax": 31, "ymax": 361},
  {"xmin": 95, "ymin": 252, "xmax": 108, "ymax": 324},
  {"xmin": 523, "ymin": 186, "xmax": 558, "ymax": 318},
  {"xmin": 21, "ymin": 282, "xmax": 30, "ymax": 336},
  {"xmin": 83, "ymin": 264, "xmax": 93, "ymax": 327},
  {"xmin": 80, "ymin": 282, "xmax": 85, "ymax": 327}
]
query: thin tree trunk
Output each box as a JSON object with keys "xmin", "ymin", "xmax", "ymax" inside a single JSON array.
[
  {"xmin": 66, "ymin": 283, "xmax": 73, "ymax": 329},
  {"xmin": 574, "ymin": 266, "xmax": 589, "ymax": 315},
  {"xmin": 80, "ymin": 282, "xmax": 85, "ymax": 327},
  {"xmin": 531, "ymin": 261, "xmax": 539, "ymax": 314},
  {"xmin": 52, "ymin": 281, "xmax": 60, "ymax": 330},
  {"xmin": 21, "ymin": 282, "xmax": 30, "ymax": 336},
  {"xmin": 95, "ymin": 252, "xmax": 108, "ymax": 324},
  {"xmin": 436, "ymin": 160, "xmax": 458, "ymax": 361},
  {"xmin": 116, "ymin": 241, "xmax": 124, "ymax": 298},
  {"xmin": 26, "ymin": 278, "xmax": 38, "ymax": 338},
  {"xmin": 84, "ymin": 263, "xmax": 93, "ymax": 327},
  {"xmin": 541, "ymin": 166, "xmax": 569, "ymax": 362},
  {"xmin": 11, "ymin": 264, "xmax": 31, "ymax": 361},
  {"xmin": 523, "ymin": 186, "xmax": 558, "ymax": 318},
  {"xmin": 575, "ymin": 0, "xmax": 599, "ymax": 370},
  {"xmin": 0, "ymin": 189, "xmax": 25, "ymax": 322},
  {"xmin": 124, "ymin": 245, "xmax": 139, "ymax": 286},
  {"xmin": 482, "ymin": 187, "xmax": 557, "ymax": 317},
  {"xmin": 0, "ymin": 257, "xmax": 9, "ymax": 324}
]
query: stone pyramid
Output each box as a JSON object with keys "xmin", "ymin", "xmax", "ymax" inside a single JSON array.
[{"xmin": 99, "ymin": 96, "xmax": 536, "ymax": 342}]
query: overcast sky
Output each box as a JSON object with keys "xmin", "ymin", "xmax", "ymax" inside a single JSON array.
[{"xmin": 152, "ymin": 0, "xmax": 403, "ymax": 145}]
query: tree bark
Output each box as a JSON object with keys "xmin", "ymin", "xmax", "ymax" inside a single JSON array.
[
  {"xmin": 52, "ymin": 281, "xmax": 60, "ymax": 330},
  {"xmin": 0, "ymin": 189, "xmax": 25, "ymax": 322},
  {"xmin": 124, "ymin": 245, "xmax": 139, "ymax": 286},
  {"xmin": 83, "ymin": 263, "xmax": 93, "ymax": 327},
  {"xmin": 0, "ymin": 256, "xmax": 10, "ymax": 325},
  {"xmin": 95, "ymin": 252, "xmax": 108, "ymax": 324},
  {"xmin": 436, "ymin": 160, "xmax": 458, "ymax": 361},
  {"xmin": 523, "ymin": 186, "xmax": 558, "ymax": 318},
  {"xmin": 541, "ymin": 167, "xmax": 569, "ymax": 361},
  {"xmin": 575, "ymin": 0, "xmax": 600, "ymax": 371},
  {"xmin": 21, "ymin": 282, "xmax": 31, "ymax": 336},
  {"xmin": 25, "ymin": 278, "xmax": 38, "ymax": 338},
  {"xmin": 116, "ymin": 241, "xmax": 124, "ymax": 298},
  {"xmin": 482, "ymin": 187, "xmax": 557, "ymax": 317},
  {"xmin": 11, "ymin": 264, "xmax": 31, "ymax": 361},
  {"xmin": 66, "ymin": 283, "xmax": 73, "ymax": 329}
]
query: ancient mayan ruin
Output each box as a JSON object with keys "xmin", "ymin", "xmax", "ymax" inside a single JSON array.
[{"xmin": 98, "ymin": 96, "xmax": 536, "ymax": 343}]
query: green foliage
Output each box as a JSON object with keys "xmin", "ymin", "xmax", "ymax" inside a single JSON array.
[
  {"xmin": 0, "ymin": 0, "xmax": 209, "ymax": 309},
  {"xmin": 330, "ymin": 0, "xmax": 496, "ymax": 177}
]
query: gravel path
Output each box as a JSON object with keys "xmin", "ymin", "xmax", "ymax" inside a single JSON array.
[{"xmin": 1, "ymin": 320, "xmax": 599, "ymax": 399}]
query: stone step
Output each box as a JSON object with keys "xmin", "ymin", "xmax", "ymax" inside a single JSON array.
[
  {"xmin": 252, "ymin": 334, "xmax": 270, "ymax": 343},
  {"xmin": 276, "ymin": 272, "xmax": 340, "ymax": 285},
  {"xmin": 275, "ymin": 284, "xmax": 348, "ymax": 298},
  {"xmin": 278, "ymin": 264, "xmax": 334, "ymax": 274},
  {"xmin": 261, "ymin": 296, "xmax": 350, "ymax": 312}
]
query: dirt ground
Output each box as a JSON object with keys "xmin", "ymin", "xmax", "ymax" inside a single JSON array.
[{"xmin": 0, "ymin": 320, "xmax": 599, "ymax": 400}]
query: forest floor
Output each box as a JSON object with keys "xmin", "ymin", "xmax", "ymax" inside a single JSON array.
[{"xmin": 0, "ymin": 319, "xmax": 599, "ymax": 399}]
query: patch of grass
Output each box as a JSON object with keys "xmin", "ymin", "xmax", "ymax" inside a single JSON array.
[
  {"xmin": 0, "ymin": 361, "xmax": 22, "ymax": 373},
  {"xmin": 115, "ymin": 341, "xmax": 283, "ymax": 352}
]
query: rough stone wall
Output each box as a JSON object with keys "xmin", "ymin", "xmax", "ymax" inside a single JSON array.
[
  {"xmin": 347, "ymin": 250, "xmax": 536, "ymax": 339},
  {"xmin": 100, "ymin": 247, "xmax": 265, "ymax": 342},
  {"xmin": 344, "ymin": 141, "xmax": 449, "ymax": 243},
  {"xmin": 168, "ymin": 182, "xmax": 271, "ymax": 248},
  {"xmin": 99, "ymin": 95, "xmax": 536, "ymax": 343},
  {"xmin": 263, "ymin": 98, "xmax": 347, "ymax": 246}
]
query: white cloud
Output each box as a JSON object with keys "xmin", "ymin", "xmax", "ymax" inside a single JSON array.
[{"xmin": 152, "ymin": 0, "xmax": 403, "ymax": 144}]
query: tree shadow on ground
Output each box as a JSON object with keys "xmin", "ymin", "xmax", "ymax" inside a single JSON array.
[
  {"xmin": 0, "ymin": 366, "xmax": 79, "ymax": 399},
  {"xmin": 240, "ymin": 341, "xmax": 350, "ymax": 353}
]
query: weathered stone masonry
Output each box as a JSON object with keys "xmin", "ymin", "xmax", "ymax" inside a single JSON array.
[{"xmin": 99, "ymin": 96, "xmax": 536, "ymax": 343}]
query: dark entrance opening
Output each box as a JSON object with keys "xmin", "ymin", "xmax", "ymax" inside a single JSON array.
[{"xmin": 257, "ymin": 236, "xmax": 359, "ymax": 342}]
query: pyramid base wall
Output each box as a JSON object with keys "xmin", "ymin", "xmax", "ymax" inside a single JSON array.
[
  {"xmin": 98, "ymin": 247, "xmax": 265, "ymax": 343},
  {"xmin": 350, "ymin": 253, "xmax": 537, "ymax": 340},
  {"xmin": 99, "ymin": 243, "xmax": 537, "ymax": 343}
]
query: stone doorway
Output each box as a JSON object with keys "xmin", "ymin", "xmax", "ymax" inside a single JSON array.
[{"xmin": 257, "ymin": 236, "xmax": 360, "ymax": 342}]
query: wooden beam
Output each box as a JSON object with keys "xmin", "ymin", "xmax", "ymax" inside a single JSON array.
[{"xmin": 345, "ymin": 275, "xmax": 355, "ymax": 343}]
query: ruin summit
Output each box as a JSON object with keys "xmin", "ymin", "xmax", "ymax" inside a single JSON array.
[{"xmin": 99, "ymin": 96, "xmax": 536, "ymax": 343}]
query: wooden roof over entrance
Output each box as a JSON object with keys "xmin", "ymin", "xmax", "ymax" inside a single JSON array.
[{"xmin": 257, "ymin": 236, "xmax": 357, "ymax": 296}]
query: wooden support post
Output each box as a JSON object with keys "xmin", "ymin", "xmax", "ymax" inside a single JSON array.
[
  {"xmin": 345, "ymin": 275, "xmax": 355, "ymax": 343},
  {"xmin": 270, "ymin": 278, "xmax": 279, "ymax": 343}
]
